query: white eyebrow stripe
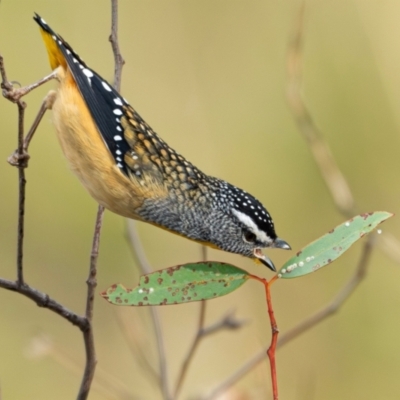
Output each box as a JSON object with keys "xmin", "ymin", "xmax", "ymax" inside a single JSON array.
[{"xmin": 231, "ymin": 209, "xmax": 270, "ymax": 243}]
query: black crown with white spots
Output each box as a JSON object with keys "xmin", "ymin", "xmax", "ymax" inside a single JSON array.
[
  {"xmin": 226, "ymin": 183, "xmax": 276, "ymax": 239},
  {"xmin": 206, "ymin": 178, "xmax": 276, "ymax": 240}
]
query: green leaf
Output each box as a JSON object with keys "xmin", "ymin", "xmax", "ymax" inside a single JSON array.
[
  {"xmin": 102, "ymin": 262, "xmax": 250, "ymax": 306},
  {"xmin": 277, "ymin": 211, "xmax": 393, "ymax": 279}
]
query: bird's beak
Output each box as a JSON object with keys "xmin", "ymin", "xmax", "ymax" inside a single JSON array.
[
  {"xmin": 273, "ymin": 237, "xmax": 291, "ymax": 250},
  {"xmin": 254, "ymin": 248, "xmax": 276, "ymax": 272},
  {"xmin": 253, "ymin": 238, "xmax": 291, "ymax": 272}
]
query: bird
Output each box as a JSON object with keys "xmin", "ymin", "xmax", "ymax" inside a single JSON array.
[{"xmin": 33, "ymin": 14, "xmax": 290, "ymax": 271}]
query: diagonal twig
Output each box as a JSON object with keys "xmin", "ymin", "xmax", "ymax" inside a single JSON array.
[{"xmin": 286, "ymin": 1, "xmax": 400, "ymax": 265}]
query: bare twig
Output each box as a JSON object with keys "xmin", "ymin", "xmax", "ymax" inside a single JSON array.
[
  {"xmin": 109, "ymin": 0, "xmax": 125, "ymax": 92},
  {"xmin": 0, "ymin": 278, "xmax": 88, "ymax": 328},
  {"xmin": 77, "ymin": 205, "xmax": 104, "ymax": 400},
  {"xmin": 16, "ymin": 100, "xmax": 26, "ymax": 285},
  {"xmin": 126, "ymin": 220, "xmax": 171, "ymax": 400}
]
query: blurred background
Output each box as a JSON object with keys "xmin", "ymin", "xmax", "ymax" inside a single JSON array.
[{"xmin": 1, "ymin": 0, "xmax": 400, "ymax": 399}]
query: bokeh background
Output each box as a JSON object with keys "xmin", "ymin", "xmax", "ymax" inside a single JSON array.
[{"xmin": 1, "ymin": 1, "xmax": 400, "ymax": 399}]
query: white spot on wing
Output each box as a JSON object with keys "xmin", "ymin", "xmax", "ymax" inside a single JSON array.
[
  {"xmin": 113, "ymin": 98, "xmax": 123, "ymax": 106},
  {"xmin": 113, "ymin": 109, "xmax": 123, "ymax": 116},
  {"xmin": 82, "ymin": 68, "xmax": 94, "ymax": 78},
  {"xmin": 114, "ymin": 135, "xmax": 123, "ymax": 141},
  {"xmin": 102, "ymin": 81, "xmax": 112, "ymax": 92}
]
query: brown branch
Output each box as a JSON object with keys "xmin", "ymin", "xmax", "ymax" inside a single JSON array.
[
  {"xmin": 109, "ymin": 0, "xmax": 125, "ymax": 92},
  {"xmin": 16, "ymin": 100, "xmax": 26, "ymax": 285},
  {"xmin": 126, "ymin": 220, "xmax": 171, "ymax": 400},
  {"xmin": 77, "ymin": 205, "xmax": 104, "ymax": 400},
  {"xmin": 0, "ymin": 278, "xmax": 88, "ymax": 328}
]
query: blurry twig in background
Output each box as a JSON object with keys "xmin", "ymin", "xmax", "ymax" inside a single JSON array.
[
  {"xmin": 286, "ymin": 1, "xmax": 400, "ymax": 264},
  {"xmin": 201, "ymin": 2, "xmax": 399, "ymax": 398},
  {"xmin": 77, "ymin": 205, "xmax": 103, "ymax": 400},
  {"xmin": 126, "ymin": 220, "xmax": 171, "ymax": 400}
]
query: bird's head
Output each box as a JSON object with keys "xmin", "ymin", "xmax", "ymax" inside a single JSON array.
[{"xmin": 208, "ymin": 183, "xmax": 290, "ymax": 271}]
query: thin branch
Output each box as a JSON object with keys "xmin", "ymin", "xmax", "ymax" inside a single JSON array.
[
  {"xmin": 202, "ymin": 235, "xmax": 376, "ymax": 400},
  {"xmin": 16, "ymin": 100, "xmax": 26, "ymax": 285},
  {"xmin": 126, "ymin": 220, "xmax": 171, "ymax": 400},
  {"xmin": 109, "ymin": 0, "xmax": 125, "ymax": 92},
  {"xmin": 77, "ymin": 205, "xmax": 104, "ymax": 400},
  {"xmin": 0, "ymin": 278, "xmax": 88, "ymax": 328}
]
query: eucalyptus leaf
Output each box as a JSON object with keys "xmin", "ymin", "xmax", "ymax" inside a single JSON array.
[
  {"xmin": 102, "ymin": 262, "xmax": 250, "ymax": 306},
  {"xmin": 277, "ymin": 211, "xmax": 393, "ymax": 279}
]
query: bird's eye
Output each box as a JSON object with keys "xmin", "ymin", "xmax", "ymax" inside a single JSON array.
[{"xmin": 243, "ymin": 229, "xmax": 257, "ymax": 243}]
